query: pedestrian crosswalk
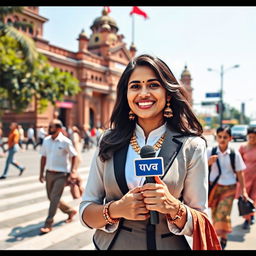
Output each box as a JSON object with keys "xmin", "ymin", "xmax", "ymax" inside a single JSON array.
[{"xmin": 0, "ymin": 167, "xmax": 95, "ymax": 250}]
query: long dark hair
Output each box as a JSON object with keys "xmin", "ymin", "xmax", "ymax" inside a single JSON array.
[
  {"xmin": 99, "ymin": 54, "xmax": 203, "ymax": 161},
  {"xmin": 216, "ymin": 126, "xmax": 231, "ymax": 136}
]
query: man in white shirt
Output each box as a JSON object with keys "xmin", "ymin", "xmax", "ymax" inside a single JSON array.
[
  {"xmin": 26, "ymin": 125, "xmax": 36, "ymax": 150},
  {"xmin": 34, "ymin": 126, "xmax": 47, "ymax": 150},
  {"xmin": 39, "ymin": 120, "xmax": 78, "ymax": 234}
]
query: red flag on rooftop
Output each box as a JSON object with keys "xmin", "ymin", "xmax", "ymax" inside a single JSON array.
[
  {"xmin": 130, "ymin": 6, "xmax": 148, "ymax": 19},
  {"xmin": 104, "ymin": 6, "xmax": 111, "ymax": 13}
]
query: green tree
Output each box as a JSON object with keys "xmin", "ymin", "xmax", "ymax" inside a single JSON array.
[
  {"xmin": 224, "ymin": 104, "xmax": 250, "ymax": 125},
  {"xmin": 0, "ymin": 35, "xmax": 80, "ymax": 114},
  {"xmin": 0, "ymin": 6, "xmax": 38, "ymax": 67}
]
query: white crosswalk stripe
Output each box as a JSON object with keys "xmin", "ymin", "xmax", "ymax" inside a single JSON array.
[
  {"xmin": 0, "ymin": 170, "xmax": 89, "ymax": 206},
  {"xmin": 0, "ymin": 166, "xmax": 95, "ymax": 250}
]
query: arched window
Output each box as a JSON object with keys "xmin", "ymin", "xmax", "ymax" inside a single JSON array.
[
  {"xmin": 29, "ymin": 25, "xmax": 34, "ymax": 35},
  {"xmin": 13, "ymin": 16, "xmax": 19, "ymax": 29},
  {"xmin": 89, "ymin": 108, "xmax": 95, "ymax": 129},
  {"xmin": 7, "ymin": 18, "xmax": 12, "ymax": 25},
  {"xmin": 22, "ymin": 19, "xmax": 27, "ymax": 32}
]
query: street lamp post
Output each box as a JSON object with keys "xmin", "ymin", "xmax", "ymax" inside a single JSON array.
[{"xmin": 207, "ymin": 64, "xmax": 239, "ymax": 127}]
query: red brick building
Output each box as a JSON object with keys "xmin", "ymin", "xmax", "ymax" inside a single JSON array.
[
  {"xmin": 2, "ymin": 7, "xmax": 193, "ymax": 133},
  {"xmin": 180, "ymin": 64, "xmax": 193, "ymax": 106}
]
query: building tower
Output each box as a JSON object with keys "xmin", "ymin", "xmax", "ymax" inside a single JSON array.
[{"xmin": 180, "ymin": 65, "xmax": 193, "ymax": 106}]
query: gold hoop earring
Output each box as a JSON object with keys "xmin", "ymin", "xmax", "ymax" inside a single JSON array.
[
  {"xmin": 129, "ymin": 110, "xmax": 136, "ymax": 121},
  {"xmin": 163, "ymin": 99, "xmax": 173, "ymax": 118}
]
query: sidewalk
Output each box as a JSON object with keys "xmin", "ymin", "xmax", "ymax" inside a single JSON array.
[{"xmin": 225, "ymin": 199, "xmax": 256, "ymax": 250}]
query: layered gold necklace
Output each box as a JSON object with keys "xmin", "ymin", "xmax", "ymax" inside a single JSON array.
[{"xmin": 130, "ymin": 132, "xmax": 166, "ymax": 154}]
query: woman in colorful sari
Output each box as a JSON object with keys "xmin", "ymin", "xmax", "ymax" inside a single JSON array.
[{"xmin": 236, "ymin": 126, "xmax": 256, "ymax": 229}]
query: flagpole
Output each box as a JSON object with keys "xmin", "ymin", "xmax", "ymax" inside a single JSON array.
[{"xmin": 132, "ymin": 14, "xmax": 135, "ymax": 44}]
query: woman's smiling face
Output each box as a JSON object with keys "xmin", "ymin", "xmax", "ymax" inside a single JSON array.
[{"xmin": 127, "ymin": 65, "xmax": 168, "ymax": 123}]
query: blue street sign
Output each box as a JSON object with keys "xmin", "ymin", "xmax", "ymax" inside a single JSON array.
[
  {"xmin": 134, "ymin": 157, "xmax": 164, "ymax": 177},
  {"xmin": 205, "ymin": 92, "xmax": 221, "ymax": 98}
]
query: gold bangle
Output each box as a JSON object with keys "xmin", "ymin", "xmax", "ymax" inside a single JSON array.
[
  {"xmin": 166, "ymin": 202, "xmax": 186, "ymax": 224},
  {"xmin": 103, "ymin": 201, "xmax": 120, "ymax": 225}
]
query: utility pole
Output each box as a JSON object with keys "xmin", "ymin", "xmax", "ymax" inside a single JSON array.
[
  {"xmin": 220, "ymin": 65, "xmax": 224, "ymax": 127},
  {"xmin": 208, "ymin": 64, "xmax": 239, "ymax": 127}
]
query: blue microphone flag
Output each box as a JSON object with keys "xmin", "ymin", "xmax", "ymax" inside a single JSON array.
[{"xmin": 134, "ymin": 157, "xmax": 164, "ymax": 177}]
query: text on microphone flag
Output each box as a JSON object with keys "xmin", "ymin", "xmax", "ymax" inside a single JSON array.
[
  {"xmin": 134, "ymin": 157, "xmax": 164, "ymax": 177},
  {"xmin": 139, "ymin": 163, "xmax": 158, "ymax": 172}
]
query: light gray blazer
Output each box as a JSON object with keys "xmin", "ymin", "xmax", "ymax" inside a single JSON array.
[{"xmin": 80, "ymin": 127, "xmax": 208, "ymax": 250}]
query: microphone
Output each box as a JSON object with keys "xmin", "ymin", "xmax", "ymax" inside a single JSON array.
[{"xmin": 139, "ymin": 145, "xmax": 160, "ymax": 225}]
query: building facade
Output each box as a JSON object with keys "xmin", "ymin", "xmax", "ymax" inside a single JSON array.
[{"xmin": 2, "ymin": 6, "xmax": 193, "ymax": 134}]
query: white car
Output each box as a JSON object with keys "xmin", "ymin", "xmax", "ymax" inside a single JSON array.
[{"xmin": 231, "ymin": 125, "xmax": 249, "ymax": 142}]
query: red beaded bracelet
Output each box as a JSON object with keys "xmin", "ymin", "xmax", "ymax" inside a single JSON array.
[{"xmin": 103, "ymin": 201, "xmax": 120, "ymax": 225}]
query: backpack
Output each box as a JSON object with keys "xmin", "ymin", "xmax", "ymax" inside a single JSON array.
[{"xmin": 208, "ymin": 146, "xmax": 236, "ymax": 196}]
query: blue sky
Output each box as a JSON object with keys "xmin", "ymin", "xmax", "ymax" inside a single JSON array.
[{"xmin": 40, "ymin": 6, "xmax": 256, "ymax": 120}]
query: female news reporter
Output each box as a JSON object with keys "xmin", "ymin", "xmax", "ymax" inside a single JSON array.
[{"xmin": 79, "ymin": 54, "xmax": 221, "ymax": 250}]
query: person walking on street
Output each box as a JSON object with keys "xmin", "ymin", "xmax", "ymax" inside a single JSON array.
[
  {"xmin": 34, "ymin": 126, "xmax": 47, "ymax": 150},
  {"xmin": 26, "ymin": 124, "xmax": 36, "ymax": 150},
  {"xmin": 0, "ymin": 122, "xmax": 25, "ymax": 179},
  {"xmin": 69, "ymin": 125, "xmax": 84, "ymax": 198},
  {"xmin": 82, "ymin": 125, "xmax": 91, "ymax": 151},
  {"xmin": 96, "ymin": 126, "xmax": 104, "ymax": 146},
  {"xmin": 79, "ymin": 54, "xmax": 221, "ymax": 250},
  {"xmin": 52, "ymin": 110, "xmax": 63, "ymax": 127},
  {"xmin": 18, "ymin": 124, "xmax": 25, "ymax": 150},
  {"xmin": 236, "ymin": 126, "xmax": 256, "ymax": 229},
  {"xmin": 90, "ymin": 127, "xmax": 97, "ymax": 146},
  {"xmin": 70, "ymin": 126, "xmax": 82, "ymax": 169},
  {"xmin": 0, "ymin": 122, "xmax": 6, "ymax": 156},
  {"xmin": 39, "ymin": 120, "xmax": 78, "ymax": 234},
  {"xmin": 207, "ymin": 126, "xmax": 248, "ymax": 249}
]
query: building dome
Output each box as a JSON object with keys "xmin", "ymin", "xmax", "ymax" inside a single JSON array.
[
  {"xmin": 181, "ymin": 65, "xmax": 191, "ymax": 77},
  {"xmin": 90, "ymin": 8, "xmax": 119, "ymax": 33},
  {"xmin": 79, "ymin": 29, "xmax": 88, "ymax": 38}
]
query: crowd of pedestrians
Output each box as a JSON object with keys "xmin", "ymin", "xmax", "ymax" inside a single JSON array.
[
  {"xmin": 207, "ymin": 126, "xmax": 248, "ymax": 249},
  {"xmin": 0, "ymin": 114, "xmax": 104, "ymax": 236},
  {"xmin": 0, "ymin": 118, "xmax": 101, "ymax": 164},
  {"xmin": 207, "ymin": 125, "xmax": 256, "ymax": 249}
]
